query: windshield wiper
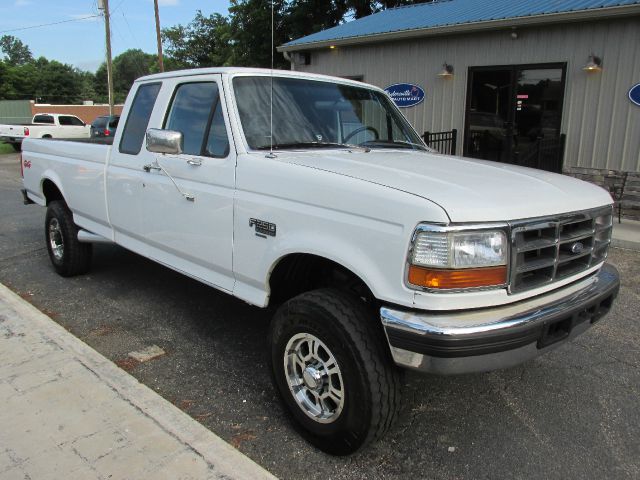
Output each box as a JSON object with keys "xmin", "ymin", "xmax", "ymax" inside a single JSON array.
[
  {"xmin": 360, "ymin": 139, "xmax": 428, "ymax": 151},
  {"xmin": 256, "ymin": 141, "xmax": 369, "ymax": 151}
]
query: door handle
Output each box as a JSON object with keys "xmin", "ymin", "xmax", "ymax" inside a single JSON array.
[
  {"xmin": 186, "ymin": 158, "xmax": 202, "ymax": 166},
  {"xmin": 143, "ymin": 163, "xmax": 161, "ymax": 172}
]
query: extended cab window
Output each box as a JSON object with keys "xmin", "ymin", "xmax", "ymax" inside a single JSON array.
[
  {"xmin": 164, "ymin": 82, "xmax": 229, "ymax": 157},
  {"xmin": 59, "ymin": 116, "xmax": 84, "ymax": 126},
  {"xmin": 33, "ymin": 115, "xmax": 54, "ymax": 124},
  {"xmin": 119, "ymin": 82, "xmax": 161, "ymax": 155}
]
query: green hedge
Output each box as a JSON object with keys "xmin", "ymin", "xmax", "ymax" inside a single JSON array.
[{"xmin": 0, "ymin": 142, "xmax": 15, "ymax": 154}]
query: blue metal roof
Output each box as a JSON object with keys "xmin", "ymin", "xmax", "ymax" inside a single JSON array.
[{"xmin": 283, "ymin": 0, "xmax": 640, "ymax": 48}]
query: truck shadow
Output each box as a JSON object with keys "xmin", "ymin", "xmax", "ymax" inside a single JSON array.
[{"xmin": 51, "ymin": 245, "xmax": 640, "ymax": 479}]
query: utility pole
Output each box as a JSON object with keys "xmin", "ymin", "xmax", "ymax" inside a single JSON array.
[
  {"xmin": 153, "ymin": 0, "xmax": 164, "ymax": 72},
  {"xmin": 98, "ymin": 0, "xmax": 115, "ymax": 115}
]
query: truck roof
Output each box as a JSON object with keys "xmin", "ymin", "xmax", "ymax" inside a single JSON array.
[{"xmin": 136, "ymin": 67, "xmax": 373, "ymax": 90}]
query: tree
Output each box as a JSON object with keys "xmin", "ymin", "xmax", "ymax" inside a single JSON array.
[
  {"xmin": 163, "ymin": 11, "xmax": 233, "ymax": 68},
  {"xmin": 162, "ymin": 0, "xmax": 434, "ymax": 69},
  {"xmin": 35, "ymin": 60, "xmax": 85, "ymax": 104},
  {"xmin": 0, "ymin": 36, "xmax": 90, "ymax": 103},
  {"xmin": 94, "ymin": 49, "xmax": 160, "ymax": 103},
  {"xmin": 227, "ymin": 0, "xmax": 289, "ymax": 68},
  {"xmin": 0, "ymin": 55, "xmax": 87, "ymax": 103},
  {"xmin": 78, "ymin": 71, "xmax": 97, "ymax": 102},
  {"xmin": 0, "ymin": 61, "xmax": 12, "ymax": 100},
  {"xmin": 21, "ymin": 57, "xmax": 85, "ymax": 104},
  {"xmin": 0, "ymin": 35, "xmax": 33, "ymax": 66},
  {"xmin": 113, "ymin": 49, "xmax": 159, "ymax": 97}
]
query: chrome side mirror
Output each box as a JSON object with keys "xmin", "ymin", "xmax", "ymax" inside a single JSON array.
[{"xmin": 146, "ymin": 128, "xmax": 183, "ymax": 155}]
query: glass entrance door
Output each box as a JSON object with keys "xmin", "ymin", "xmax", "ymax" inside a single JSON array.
[{"xmin": 464, "ymin": 64, "xmax": 566, "ymax": 172}]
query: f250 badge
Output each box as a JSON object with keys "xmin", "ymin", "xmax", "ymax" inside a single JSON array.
[{"xmin": 249, "ymin": 218, "xmax": 276, "ymax": 238}]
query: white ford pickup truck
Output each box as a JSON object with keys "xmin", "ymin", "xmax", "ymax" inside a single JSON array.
[
  {"xmin": 1, "ymin": 113, "xmax": 90, "ymax": 150},
  {"xmin": 20, "ymin": 68, "xmax": 620, "ymax": 454}
]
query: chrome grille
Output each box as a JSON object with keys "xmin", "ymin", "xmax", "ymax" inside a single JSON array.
[{"xmin": 509, "ymin": 206, "xmax": 613, "ymax": 293}]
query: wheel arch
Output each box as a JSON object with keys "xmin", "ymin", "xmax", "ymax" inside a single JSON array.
[
  {"xmin": 267, "ymin": 251, "xmax": 377, "ymax": 307},
  {"xmin": 41, "ymin": 176, "xmax": 66, "ymax": 205}
]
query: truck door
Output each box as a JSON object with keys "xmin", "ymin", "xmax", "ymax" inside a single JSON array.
[{"xmin": 109, "ymin": 75, "xmax": 235, "ymax": 292}]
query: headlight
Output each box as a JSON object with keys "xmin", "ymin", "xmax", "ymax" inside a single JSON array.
[
  {"xmin": 408, "ymin": 227, "xmax": 508, "ymax": 290},
  {"xmin": 412, "ymin": 230, "xmax": 507, "ymax": 268}
]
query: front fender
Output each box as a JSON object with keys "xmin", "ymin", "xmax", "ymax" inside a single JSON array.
[
  {"xmin": 265, "ymin": 233, "xmax": 395, "ymax": 302},
  {"xmin": 232, "ymin": 156, "xmax": 449, "ymax": 308}
]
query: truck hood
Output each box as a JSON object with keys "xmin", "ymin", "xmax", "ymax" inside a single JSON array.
[{"xmin": 279, "ymin": 150, "xmax": 613, "ymax": 222}]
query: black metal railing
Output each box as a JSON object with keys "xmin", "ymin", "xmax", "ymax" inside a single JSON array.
[
  {"xmin": 423, "ymin": 129, "xmax": 457, "ymax": 155},
  {"xmin": 513, "ymin": 134, "xmax": 566, "ymax": 173},
  {"xmin": 604, "ymin": 171, "xmax": 629, "ymax": 223},
  {"xmin": 467, "ymin": 131, "xmax": 566, "ymax": 173}
]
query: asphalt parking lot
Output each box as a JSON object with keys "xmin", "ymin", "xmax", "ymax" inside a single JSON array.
[{"xmin": 1, "ymin": 152, "xmax": 639, "ymax": 480}]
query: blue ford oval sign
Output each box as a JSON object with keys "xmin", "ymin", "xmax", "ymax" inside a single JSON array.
[
  {"xmin": 629, "ymin": 83, "xmax": 640, "ymax": 106},
  {"xmin": 384, "ymin": 83, "xmax": 425, "ymax": 108}
]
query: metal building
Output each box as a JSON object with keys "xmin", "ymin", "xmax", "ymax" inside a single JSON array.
[{"xmin": 279, "ymin": 0, "xmax": 640, "ymax": 216}]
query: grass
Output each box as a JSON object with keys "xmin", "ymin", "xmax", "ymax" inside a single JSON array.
[{"xmin": 0, "ymin": 142, "xmax": 16, "ymax": 154}]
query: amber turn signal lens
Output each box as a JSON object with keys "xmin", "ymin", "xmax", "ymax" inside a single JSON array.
[{"xmin": 408, "ymin": 265, "xmax": 507, "ymax": 289}]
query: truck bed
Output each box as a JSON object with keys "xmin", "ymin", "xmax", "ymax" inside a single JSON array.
[{"xmin": 22, "ymin": 137, "xmax": 113, "ymax": 239}]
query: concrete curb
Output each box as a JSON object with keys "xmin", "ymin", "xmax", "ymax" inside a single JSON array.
[{"xmin": 0, "ymin": 282, "xmax": 277, "ymax": 480}]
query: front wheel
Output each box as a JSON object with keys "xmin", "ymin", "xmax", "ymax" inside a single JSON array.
[
  {"xmin": 269, "ymin": 289, "xmax": 402, "ymax": 455},
  {"xmin": 45, "ymin": 200, "xmax": 92, "ymax": 276}
]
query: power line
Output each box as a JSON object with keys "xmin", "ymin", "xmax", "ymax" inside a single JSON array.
[
  {"xmin": 118, "ymin": 12, "xmax": 151, "ymax": 76},
  {"xmin": 0, "ymin": 16, "xmax": 100, "ymax": 34},
  {"xmin": 110, "ymin": 0, "xmax": 127, "ymax": 15}
]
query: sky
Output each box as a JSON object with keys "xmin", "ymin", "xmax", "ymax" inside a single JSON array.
[{"xmin": 0, "ymin": 0, "xmax": 230, "ymax": 72}]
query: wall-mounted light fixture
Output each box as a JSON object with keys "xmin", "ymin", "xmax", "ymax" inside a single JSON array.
[
  {"xmin": 583, "ymin": 53, "xmax": 602, "ymax": 72},
  {"xmin": 437, "ymin": 63, "xmax": 454, "ymax": 78}
]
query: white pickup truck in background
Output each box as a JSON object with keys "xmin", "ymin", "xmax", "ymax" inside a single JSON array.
[
  {"xmin": 20, "ymin": 68, "xmax": 620, "ymax": 455},
  {"xmin": 0, "ymin": 113, "xmax": 90, "ymax": 150}
]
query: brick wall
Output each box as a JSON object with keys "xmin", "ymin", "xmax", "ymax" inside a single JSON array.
[{"xmin": 31, "ymin": 104, "xmax": 124, "ymax": 124}]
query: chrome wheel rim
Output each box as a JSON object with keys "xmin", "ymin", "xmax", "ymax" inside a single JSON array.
[
  {"xmin": 48, "ymin": 218, "xmax": 64, "ymax": 261},
  {"xmin": 284, "ymin": 333, "xmax": 345, "ymax": 424}
]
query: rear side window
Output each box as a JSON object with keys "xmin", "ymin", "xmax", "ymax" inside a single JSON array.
[
  {"xmin": 108, "ymin": 117, "xmax": 120, "ymax": 128},
  {"xmin": 164, "ymin": 82, "xmax": 229, "ymax": 157},
  {"xmin": 59, "ymin": 116, "xmax": 84, "ymax": 126},
  {"xmin": 33, "ymin": 115, "xmax": 54, "ymax": 124},
  {"xmin": 119, "ymin": 83, "xmax": 161, "ymax": 155}
]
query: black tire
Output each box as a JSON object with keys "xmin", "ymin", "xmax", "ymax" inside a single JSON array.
[
  {"xmin": 11, "ymin": 143, "xmax": 21, "ymax": 152},
  {"xmin": 268, "ymin": 288, "xmax": 402, "ymax": 455},
  {"xmin": 45, "ymin": 200, "xmax": 92, "ymax": 277}
]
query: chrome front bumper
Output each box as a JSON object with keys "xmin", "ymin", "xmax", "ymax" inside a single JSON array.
[{"xmin": 381, "ymin": 264, "xmax": 620, "ymax": 375}]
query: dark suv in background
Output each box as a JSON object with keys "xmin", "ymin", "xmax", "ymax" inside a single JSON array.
[{"xmin": 90, "ymin": 115, "xmax": 119, "ymax": 138}]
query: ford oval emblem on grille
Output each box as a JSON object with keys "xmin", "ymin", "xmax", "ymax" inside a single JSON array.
[{"xmin": 571, "ymin": 242, "xmax": 584, "ymax": 254}]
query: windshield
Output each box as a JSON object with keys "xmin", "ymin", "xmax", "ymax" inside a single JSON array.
[{"xmin": 233, "ymin": 76, "xmax": 426, "ymax": 151}]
